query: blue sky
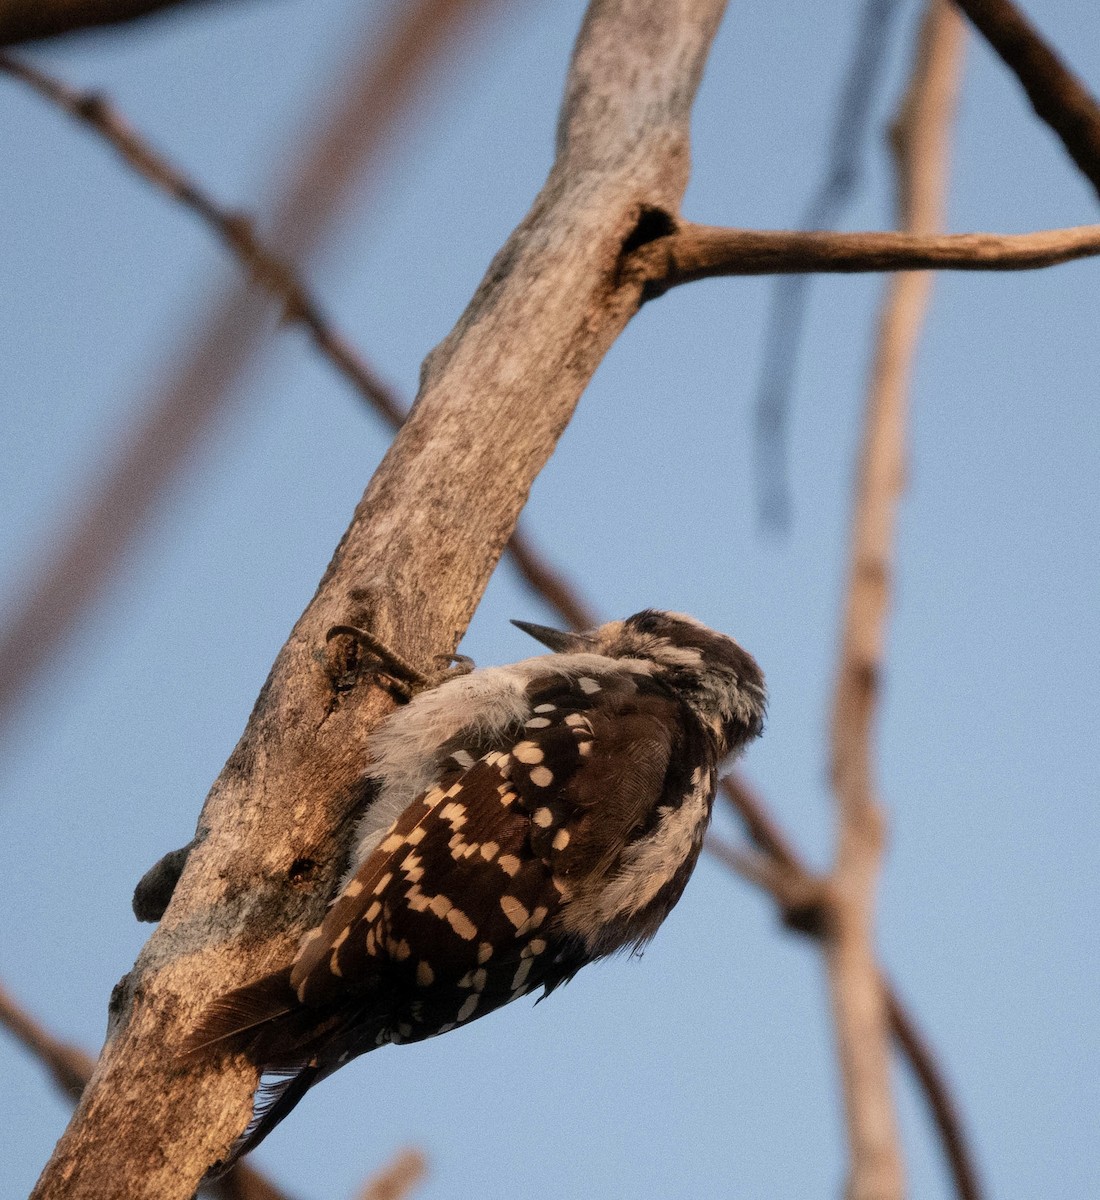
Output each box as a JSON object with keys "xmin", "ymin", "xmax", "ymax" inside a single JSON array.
[{"xmin": 2, "ymin": 1, "xmax": 1097, "ymax": 1196}]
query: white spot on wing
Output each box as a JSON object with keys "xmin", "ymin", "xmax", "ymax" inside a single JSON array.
[{"xmin": 501, "ymin": 896, "xmax": 529, "ymax": 928}]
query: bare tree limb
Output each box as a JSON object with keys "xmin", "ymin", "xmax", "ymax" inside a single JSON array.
[
  {"xmin": 708, "ymin": 778, "xmax": 984, "ymax": 1200},
  {"xmin": 0, "ymin": 0, "xmax": 505, "ymax": 739},
  {"xmin": 826, "ymin": 5, "xmax": 966, "ymax": 1197},
  {"xmin": 0, "ymin": 0, "xmax": 237, "ymax": 46},
  {"xmin": 0, "ymin": 981, "xmax": 296, "ymax": 1200},
  {"xmin": 28, "ymin": 3, "xmax": 730, "ymax": 1195},
  {"xmin": 954, "ymin": 0, "xmax": 1100, "ymax": 202},
  {"xmin": 631, "ymin": 221, "xmax": 1100, "ymax": 291}
]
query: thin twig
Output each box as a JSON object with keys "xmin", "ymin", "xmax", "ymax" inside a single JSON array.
[
  {"xmin": 505, "ymin": 528, "xmax": 599, "ymax": 631},
  {"xmin": 826, "ymin": 4, "xmax": 966, "ymax": 1197},
  {"xmin": 753, "ymin": 0, "xmax": 907, "ymax": 530},
  {"xmin": 357, "ymin": 1149, "xmax": 427, "ymax": 1200},
  {"xmin": 954, "ymin": 0, "xmax": 1100, "ymax": 202},
  {"xmin": 0, "ymin": 981, "xmax": 294, "ymax": 1200},
  {"xmin": 631, "ymin": 221, "xmax": 1100, "ymax": 292},
  {"xmin": 718, "ymin": 774, "xmax": 801, "ymax": 870},
  {"xmin": 708, "ymin": 778, "xmax": 984, "ymax": 1200}
]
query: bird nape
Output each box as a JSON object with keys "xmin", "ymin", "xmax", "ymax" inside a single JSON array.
[{"xmin": 184, "ymin": 609, "xmax": 765, "ymax": 1172}]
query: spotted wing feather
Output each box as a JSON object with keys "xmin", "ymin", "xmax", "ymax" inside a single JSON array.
[
  {"xmin": 509, "ymin": 672, "xmax": 682, "ymax": 883},
  {"xmin": 288, "ymin": 669, "xmax": 699, "ymax": 1044}
]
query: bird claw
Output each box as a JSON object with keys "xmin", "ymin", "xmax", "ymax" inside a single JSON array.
[{"xmin": 325, "ymin": 626, "xmax": 474, "ymax": 702}]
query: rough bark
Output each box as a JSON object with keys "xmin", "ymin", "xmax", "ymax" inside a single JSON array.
[{"xmin": 28, "ymin": 2, "xmax": 728, "ymax": 1196}]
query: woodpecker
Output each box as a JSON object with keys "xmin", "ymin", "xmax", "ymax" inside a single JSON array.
[{"xmin": 187, "ymin": 610, "xmax": 765, "ymax": 1167}]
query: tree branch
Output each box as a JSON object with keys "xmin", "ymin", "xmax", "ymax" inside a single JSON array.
[
  {"xmin": 630, "ymin": 221, "xmax": 1100, "ymax": 293},
  {"xmin": 884, "ymin": 986, "xmax": 982, "ymax": 1200},
  {"xmin": 954, "ymin": 0, "xmax": 1100, "ymax": 202},
  {"xmin": 827, "ymin": 5, "xmax": 966, "ymax": 1197},
  {"xmin": 28, "ymin": 3, "xmax": 730, "ymax": 1195},
  {"xmin": 0, "ymin": 981, "xmax": 93, "ymax": 1106}
]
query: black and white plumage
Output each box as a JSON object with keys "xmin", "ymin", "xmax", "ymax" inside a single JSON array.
[{"xmin": 187, "ymin": 610, "xmax": 765, "ymax": 1167}]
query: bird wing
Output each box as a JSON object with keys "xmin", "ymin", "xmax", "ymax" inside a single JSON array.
[{"xmin": 289, "ymin": 669, "xmax": 694, "ymax": 1026}]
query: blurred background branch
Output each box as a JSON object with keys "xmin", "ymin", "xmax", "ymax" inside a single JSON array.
[
  {"xmin": 355, "ymin": 1150, "xmax": 426, "ymax": 1200},
  {"xmin": 825, "ymin": 4, "xmax": 966, "ymax": 1197},
  {"xmin": 751, "ymin": 0, "xmax": 905, "ymax": 532},
  {"xmin": 713, "ymin": 775, "xmax": 984, "ymax": 1200}
]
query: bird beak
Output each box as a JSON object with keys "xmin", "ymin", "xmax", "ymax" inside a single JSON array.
[{"xmin": 510, "ymin": 620, "xmax": 591, "ymax": 653}]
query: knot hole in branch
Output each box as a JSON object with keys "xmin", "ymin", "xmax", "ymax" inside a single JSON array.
[
  {"xmin": 622, "ymin": 205, "xmax": 676, "ymax": 255},
  {"xmin": 618, "ymin": 206, "xmax": 677, "ymax": 300}
]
